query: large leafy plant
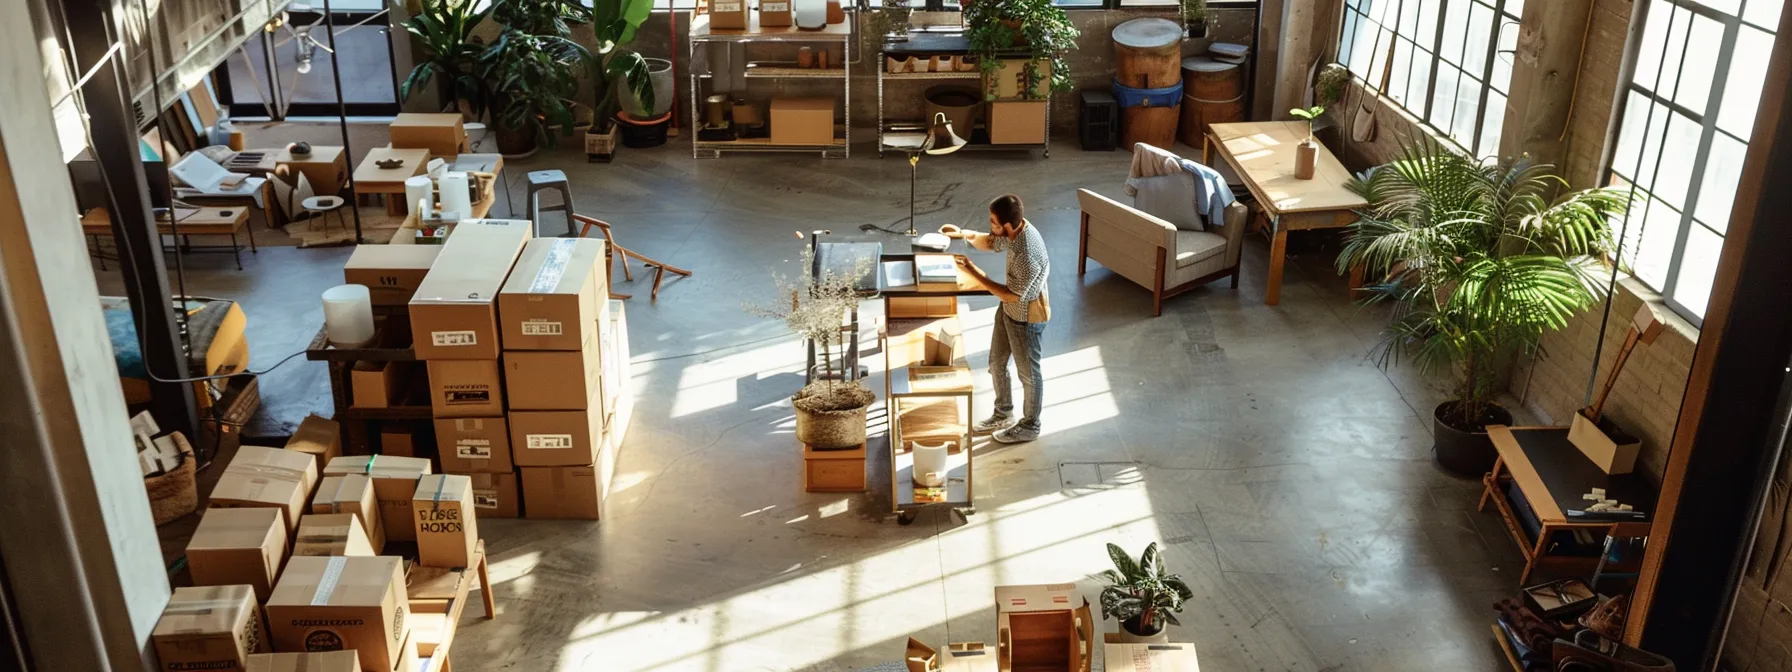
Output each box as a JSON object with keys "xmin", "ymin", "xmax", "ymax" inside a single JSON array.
[
  {"xmin": 1336, "ymin": 142, "xmax": 1629, "ymax": 430},
  {"xmin": 480, "ymin": 0, "xmax": 593, "ymax": 145},
  {"xmin": 591, "ymin": 0, "xmax": 655, "ymax": 124},
  {"xmin": 1098, "ymin": 543, "xmax": 1193, "ymax": 633},
  {"xmin": 399, "ymin": 0, "xmax": 491, "ymax": 117},
  {"xmin": 965, "ymin": 0, "xmax": 1078, "ymax": 99}
]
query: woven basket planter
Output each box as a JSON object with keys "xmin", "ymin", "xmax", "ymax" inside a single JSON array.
[
  {"xmin": 793, "ymin": 384, "xmax": 874, "ymax": 449},
  {"xmin": 144, "ymin": 434, "xmax": 198, "ymax": 525}
]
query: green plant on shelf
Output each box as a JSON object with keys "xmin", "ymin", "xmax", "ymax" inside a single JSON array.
[
  {"xmin": 865, "ymin": 0, "xmax": 913, "ymax": 42},
  {"xmin": 965, "ymin": 0, "xmax": 1078, "ymax": 100},
  {"xmin": 1180, "ymin": 0, "xmax": 1209, "ymax": 36}
]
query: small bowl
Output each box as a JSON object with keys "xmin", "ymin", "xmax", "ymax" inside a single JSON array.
[{"xmin": 375, "ymin": 158, "xmax": 404, "ymax": 169}]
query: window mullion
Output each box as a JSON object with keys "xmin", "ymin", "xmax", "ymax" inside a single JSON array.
[
  {"xmin": 1425, "ymin": 0, "xmax": 1446, "ymax": 120},
  {"xmin": 1660, "ymin": 12, "xmax": 1741, "ymax": 307},
  {"xmin": 1471, "ymin": 0, "xmax": 1508, "ymax": 155}
]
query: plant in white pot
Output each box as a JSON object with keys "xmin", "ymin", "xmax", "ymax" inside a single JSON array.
[
  {"xmin": 1336, "ymin": 142, "xmax": 1629, "ymax": 477},
  {"xmin": 746, "ymin": 247, "xmax": 875, "ymax": 449},
  {"xmin": 1099, "ymin": 543, "xmax": 1193, "ymax": 642}
]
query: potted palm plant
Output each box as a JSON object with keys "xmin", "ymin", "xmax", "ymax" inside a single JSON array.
[
  {"xmin": 399, "ymin": 0, "xmax": 490, "ymax": 118},
  {"xmin": 1099, "ymin": 543, "xmax": 1193, "ymax": 642},
  {"xmin": 480, "ymin": 0, "xmax": 593, "ymax": 156},
  {"xmin": 746, "ymin": 247, "xmax": 875, "ymax": 449},
  {"xmin": 1336, "ymin": 142, "xmax": 1629, "ymax": 477}
]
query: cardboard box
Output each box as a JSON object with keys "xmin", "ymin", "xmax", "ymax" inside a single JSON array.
[
  {"xmin": 989, "ymin": 100, "xmax": 1048, "ymax": 146},
  {"xmin": 245, "ymin": 651, "xmax": 359, "ymax": 672},
  {"xmin": 284, "ymin": 415, "xmax": 342, "ymax": 471},
  {"xmin": 323, "ymin": 456, "xmax": 433, "ymax": 542},
  {"xmin": 153, "ymin": 585, "xmax": 266, "ymax": 672},
  {"xmin": 1569, "ymin": 410, "xmax": 1641, "ymax": 475},
  {"xmin": 211, "ymin": 445, "xmax": 320, "ymax": 532},
  {"xmin": 427, "ymin": 359, "xmax": 504, "ymax": 418},
  {"xmin": 344, "ymin": 245, "xmax": 440, "ymax": 306},
  {"xmin": 994, "ymin": 584, "xmax": 1094, "ymax": 672},
  {"xmin": 265, "ymin": 556, "xmax": 410, "ymax": 672},
  {"xmin": 349, "ymin": 361, "xmax": 407, "ymax": 409},
  {"xmin": 435, "ymin": 416, "xmax": 514, "ymax": 474},
  {"xmin": 986, "ymin": 58, "xmax": 1053, "ymax": 99},
  {"xmin": 522, "ymin": 464, "xmax": 609, "ymax": 520},
  {"xmin": 503, "ymin": 342, "xmax": 603, "ymax": 411},
  {"xmin": 409, "ymin": 219, "xmax": 532, "ymax": 360},
  {"xmin": 292, "ymin": 513, "xmax": 377, "ymax": 557},
  {"xmin": 312, "ymin": 474, "xmax": 386, "ymax": 552},
  {"xmin": 188, "ymin": 507, "xmax": 287, "ymax": 601},
  {"xmin": 510, "ymin": 407, "xmax": 605, "ymax": 467},
  {"xmin": 771, "ymin": 98, "xmax": 837, "ymax": 146},
  {"xmin": 381, "ymin": 426, "xmax": 421, "ymax": 459},
  {"xmin": 413, "ymin": 474, "xmax": 479, "ymax": 568},
  {"xmin": 707, "ymin": 0, "xmax": 749, "ymax": 30},
  {"xmin": 601, "ymin": 300, "xmax": 628, "ymax": 418},
  {"xmin": 466, "ymin": 472, "xmax": 521, "ymax": 519},
  {"xmin": 804, "ymin": 443, "xmax": 867, "ymax": 493},
  {"xmin": 393, "ymin": 630, "xmax": 420, "ymax": 672},
  {"xmin": 910, "ymin": 640, "xmax": 998, "ymax": 672},
  {"xmin": 388, "ymin": 112, "xmax": 466, "ymax": 157},
  {"xmin": 406, "ymin": 565, "xmax": 471, "ymax": 614},
  {"xmin": 498, "ymin": 238, "xmax": 607, "ymax": 351},
  {"xmin": 760, "ymin": 0, "xmax": 792, "ymax": 27},
  {"xmin": 1103, "ymin": 638, "xmax": 1199, "ymax": 671},
  {"xmin": 412, "ymin": 612, "xmax": 449, "ymax": 657}
]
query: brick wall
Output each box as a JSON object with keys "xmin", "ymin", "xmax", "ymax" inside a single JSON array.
[
  {"xmin": 1561, "ymin": 0, "xmax": 1635, "ymax": 189},
  {"xmin": 1507, "ymin": 277, "xmax": 1696, "ymax": 482}
]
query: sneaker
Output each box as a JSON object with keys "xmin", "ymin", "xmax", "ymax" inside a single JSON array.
[
  {"xmin": 973, "ymin": 414, "xmax": 1016, "ymax": 433},
  {"xmin": 992, "ymin": 425, "xmax": 1039, "ymax": 444}
]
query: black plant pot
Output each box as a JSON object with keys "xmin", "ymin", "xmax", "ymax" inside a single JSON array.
[
  {"xmin": 1121, "ymin": 615, "xmax": 1164, "ymax": 638},
  {"xmin": 1432, "ymin": 401, "xmax": 1514, "ymax": 477},
  {"xmin": 617, "ymin": 112, "xmax": 671, "ymax": 149}
]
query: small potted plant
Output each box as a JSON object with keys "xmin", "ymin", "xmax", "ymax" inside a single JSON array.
[
  {"xmin": 746, "ymin": 246, "xmax": 875, "ymax": 449},
  {"xmin": 1181, "ymin": 0, "xmax": 1213, "ymax": 51},
  {"xmin": 1289, "ymin": 105, "xmax": 1324, "ymax": 179},
  {"xmin": 1099, "ymin": 542, "xmax": 1193, "ymax": 643},
  {"xmin": 865, "ymin": 0, "xmax": 914, "ymax": 43}
]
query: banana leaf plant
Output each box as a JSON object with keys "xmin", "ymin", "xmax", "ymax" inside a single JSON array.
[
  {"xmin": 591, "ymin": 0, "xmax": 656, "ymax": 125},
  {"xmin": 481, "ymin": 0, "xmax": 594, "ymax": 147},
  {"xmin": 399, "ymin": 0, "xmax": 491, "ymax": 118},
  {"xmin": 1098, "ymin": 543, "xmax": 1193, "ymax": 635}
]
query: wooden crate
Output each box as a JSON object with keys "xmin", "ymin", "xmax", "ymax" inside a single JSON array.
[{"xmin": 803, "ymin": 442, "xmax": 866, "ymax": 493}]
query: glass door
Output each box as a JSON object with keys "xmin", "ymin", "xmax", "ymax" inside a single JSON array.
[{"xmin": 215, "ymin": 3, "xmax": 400, "ymax": 118}]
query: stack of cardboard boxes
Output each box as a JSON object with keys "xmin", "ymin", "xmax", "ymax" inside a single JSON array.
[{"xmin": 501, "ymin": 238, "xmax": 616, "ymax": 520}]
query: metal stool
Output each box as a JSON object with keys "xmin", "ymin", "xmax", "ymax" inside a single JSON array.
[{"xmin": 526, "ymin": 170, "xmax": 576, "ymax": 237}]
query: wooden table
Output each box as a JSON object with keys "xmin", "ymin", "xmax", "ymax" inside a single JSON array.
[
  {"xmin": 81, "ymin": 206, "xmax": 256, "ymax": 270},
  {"xmin": 1477, "ymin": 425, "xmax": 1658, "ymax": 583},
  {"xmin": 273, "ymin": 145, "xmax": 348, "ymax": 195},
  {"xmin": 353, "ymin": 147, "xmax": 430, "ymax": 215},
  {"xmin": 1203, "ymin": 121, "xmax": 1368, "ymax": 305}
]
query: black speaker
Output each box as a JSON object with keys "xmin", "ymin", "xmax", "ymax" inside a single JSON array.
[
  {"xmin": 1079, "ymin": 90, "xmax": 1118, "ymax": 151},
  {"xmin": 1552, "ymin": 631, "xmax": 1674, "ymax": 672}
]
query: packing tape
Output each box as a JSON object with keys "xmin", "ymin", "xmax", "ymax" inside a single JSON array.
[
  {"xmin": 163, "ymin": 599, "xmax": 244, "ymax": 615},
  {"xmin": 227, "ymin": 463, "xmax": 307, "ymax": 482},
  {"xmin": 431, "ymin": 475, "xmax": 447, "ymax": 510},
  {"xmin": 310, "ymin": 556, "xmax": 349, "ymax": 606},
  {"xmin": 529, "ymin": 239, "xmax": 578, "ymax": 293}
]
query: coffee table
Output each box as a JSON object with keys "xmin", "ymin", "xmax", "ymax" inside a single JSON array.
[
  {"xmin": 1478, "ymin": 425, "xmax": 1658, "ymax": 583},
  {"xmin": 1203, "ymin": 121, "xmax": 1369, "ymax": 305},
  {"xmin": 353, "ymin": 148, "xmax": 429, "ymax": 215}
]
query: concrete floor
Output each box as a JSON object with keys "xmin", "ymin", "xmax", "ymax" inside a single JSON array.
[{"xmin": 101, "ymin": 136, "xmax": 1530, "ymax": 670}]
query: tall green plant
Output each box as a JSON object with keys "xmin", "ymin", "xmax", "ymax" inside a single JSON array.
[
  {"xmin": 965, "ymin": 0, "xmax": 1078, "ymax": 100},
  {"xmin": 1336, "ymin": 142, "xmax": 1629, "ymax": 428},
  {"xmin": 1098, "ymin": 543, "xmax": 1193, "ymax": 633},
  {"xmin": 481, "ymin": 0, "xmax": 594, "ymax": 146},
  {"xmin": 591, "ymin": 0, "xmax": 655, "ymax": 123},
  {"xmin": 399, "ymin": 0, "xmax": 491, "ymax": 117}
]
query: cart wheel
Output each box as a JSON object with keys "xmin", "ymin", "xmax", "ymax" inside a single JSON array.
[
  {"xmin": 1043, "ymin": 149, "xmax": 1051, "ymax": 158},
  {"xmin": 897, "ymin": 511, "xmax": 919, "ymax": 526}
]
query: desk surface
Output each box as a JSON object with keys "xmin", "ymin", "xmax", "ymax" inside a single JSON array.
[
  {"xmin": 81, "ymin": 206, "xmax": 249, "ymax": 236},
  {"xmin": 1208, "ymin": 121, "xmax": 1366, "ymax": 216},
  {"xmin": 880, "ymin": 253, "xmax": 986, "ymax": 296},
  {"xmin": 1489, "ymin": 425, "xmax": 1659, "ymax": 524},
  {"xmin": 273, "ymin": 145, "xmax": 346, "ymax": 165},
  {"xmin": 353, "ymin": 147, "xmax": 430, "ymax": 190}
]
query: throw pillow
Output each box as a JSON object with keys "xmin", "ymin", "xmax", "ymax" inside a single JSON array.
[{"xmin": 1130, "ymin": 172, "xmax": 1204, "ymax": 232}]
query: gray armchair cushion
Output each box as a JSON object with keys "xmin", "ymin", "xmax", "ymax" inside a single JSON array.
[
  {"xmin": 1174, "ymin": 230, "xmax": 1227, "ymax": 268},
  {"xmin": 1130, "ymin": 172, "xmax": 1205, "ymax": 232}
]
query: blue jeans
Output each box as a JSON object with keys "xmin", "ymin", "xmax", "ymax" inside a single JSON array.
[{"xmin": 989, "ymin": 314, "xmax": 1045, "ymax": 431}]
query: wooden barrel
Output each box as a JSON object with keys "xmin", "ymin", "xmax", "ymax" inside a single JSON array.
[
  {"xmin": 1179, "ymin": 56, "xmax": 1246, "ymax": 147},
  {"xmin": 1123, "ymin": 106, "xmax": 1180, "ymax": 150},
  {"xmin": 1113, "ymin": 18, "xmax": 1183, "ymax": 89}
]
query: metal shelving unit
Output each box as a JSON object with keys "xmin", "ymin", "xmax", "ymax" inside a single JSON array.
[
  {"xmin": 875, "ymin": 34, "xmax": 1049, "ymax": 157},
  {"xmin": 688, "ymin": 13, "xmax": 853, "ymax": 159}
]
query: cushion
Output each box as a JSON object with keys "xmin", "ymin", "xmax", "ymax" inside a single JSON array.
[
  {"xmin": 1130, "ymin": 172, "xmax": 1204, "ymax": 232},
  {"xmin": 1174, "ymin": 230, "xmax": 1227, "ymax": 268}
]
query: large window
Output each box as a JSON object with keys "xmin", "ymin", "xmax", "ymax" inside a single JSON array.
[
  {"xmin": 1338, "ymin": 0, "xmax": 1520, "ymax": 158},
  {"xmin": 1607, "ymin": 0, "xmax": 1779, "ymax": 324}
]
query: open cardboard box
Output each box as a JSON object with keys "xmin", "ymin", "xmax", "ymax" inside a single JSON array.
[
  {"xmin": 1569, "ymin": 409, "xmax": 1641, "ymax": 475},
  {"xmin": 995, "ymin": 584, "xmax": 1094, "ymax": 672}
]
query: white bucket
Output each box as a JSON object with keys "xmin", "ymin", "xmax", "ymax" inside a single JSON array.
[
  {"xmin": 322, "ymin": 284, "xmax": 375, "ymax": 348},
  {"xmin": 912, "ymin": 440, "xmax": 951, "ymax": 487}
]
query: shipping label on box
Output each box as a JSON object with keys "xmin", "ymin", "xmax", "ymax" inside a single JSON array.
[
  {"xmin": 428, "ymin": 359, "xmax": 504, "ymax": 418},
  {"xmin": 435, "ymin": 417, "xmax": 513, "ymax": 474},
  {"xmin": 760, "ymin": 0, "xmax": 792, "ymax": 26},
  {"xmin": 266, "ymin": 556, "xmax": 410, "ymax": 672},
  {"xmin": 189, "ymin": 507, "xmax": 287, "ymax": 601},
  {"xmin": 324, "ymin": 456, "xmax": 432, "ymax": 542},
  {"xmin": 413, "ymin": 475, "xmax": 479, "ymax": 569},
  {"xmin": 211, "ymin": 445, "xmax": 320, "ymax": 533},
  {"xmin": 499, "ymin": 238, "xmax": 606, "ymax": 351},
  {"xmin": 293, "ymin": 513, "xmax": 377, "ymax": 557},
  {"xmin": 467, "ymin": 472, "xmax": 520, "ymax": 519},
  {"xmin": 344, "ymin": 245, "xmax": 440, "ymax": 306},
  {"xmin": 510, "ymin": 408, "xmax": 605, "ymax": 467},
  {"xmin": 710, "ymin": 0, "xmax": 749, "ymax": 29},
  {"xmin": 313, "ymin": 474, "xmax": 385, "ymax": 553},
  {"xmin": 154, "ymin": 585, "xmax": 266, "ymax": 672},
  {"xmin": 409, "ymin": 219, "xmax": 533, "ymax": 360}
]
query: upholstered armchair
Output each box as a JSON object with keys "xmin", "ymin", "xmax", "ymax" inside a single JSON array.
[{"xmin": 1076, "ymin": 189, "xmax": 1247, "ymax": 316}]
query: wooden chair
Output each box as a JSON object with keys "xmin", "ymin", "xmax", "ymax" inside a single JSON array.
[{"xmin": 573, "ymin": 213, "xmax": 692, "ymax": 300}]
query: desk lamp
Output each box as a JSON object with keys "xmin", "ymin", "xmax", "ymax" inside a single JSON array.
[{"xmin": 906, "ymin": 112, "xmax": 967, "ymax": 237}]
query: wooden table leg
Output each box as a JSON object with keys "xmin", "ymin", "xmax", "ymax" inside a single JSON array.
[
  {"xmin": 477, "ymin": 552, "xmax": 496, "ymax": 619},
  {"xmin": 1521, "ymin": 523, "xmax": 1552, "ymax": 584},
  {"xmin": 1265, "ymin": 225, "xmax": 1289, "ymax": 305},
  {"xmin": 1478, "ymin": 456, "xmax": 1504, "ymax": 512}
]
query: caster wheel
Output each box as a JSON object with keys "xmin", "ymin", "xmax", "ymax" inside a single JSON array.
[{"xmin": 897, "ymin": 511, "xmax": 918, "ymax": 525}]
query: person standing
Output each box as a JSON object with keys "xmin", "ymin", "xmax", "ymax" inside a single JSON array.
[{"xmin": 938, "ymin": 194, "xmax": 1050, "ymax": 444}]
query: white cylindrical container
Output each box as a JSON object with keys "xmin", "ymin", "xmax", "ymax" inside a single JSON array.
[
  {"xmin": 438, "ymin": 171, "xmax": 472, "ymax": 218},
  {"xmin": 404, "ymin": 175, "xmax": 434, "ymax": 217},
  {"xmin": 322, "ymin": 284, "xmax": 375, "ymax": 347},
  {"xmin": 794, "ymin": 0, "xmax": 825, "ymax": 30},
  {"xmin": 912, "ymin": 440, "xmax": 951, "ymax": 487}
]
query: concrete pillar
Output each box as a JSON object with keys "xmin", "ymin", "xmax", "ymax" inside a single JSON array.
[
  {"xmin": 1253, "ymin": 0, "xmax": 1285, "ymax": 121},
  {"xmin": 1271, "ymin": 0, "xmax": 1343, "ymax": 119},
  {"xmin": 0, "ymin": 0, "xmax": 172, "ymax": 668},
  {"xmin": 1498, "ymin": 0, "xmax": 1594, "ymax": 167}
]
